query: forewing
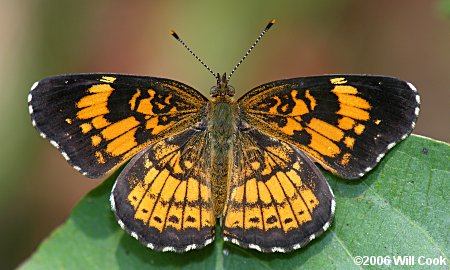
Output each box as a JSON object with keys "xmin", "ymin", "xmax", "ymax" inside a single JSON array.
[
  {"xmin": 238, "ymin": 75, "xmax": 420, "ymax": 179},
  {"xmin": 111, "ymin": 123, "xmax": 215, "ymax": 252},
  {"xmin": 222, "ymin": 127, "xmax": 335, "ymax": 252},
  {"xmin": 28, "ymin": 74, "xmax": 208, "ymax": 178}
]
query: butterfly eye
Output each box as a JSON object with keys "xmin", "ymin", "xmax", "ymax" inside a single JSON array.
[
  {"xmin": 228, "ymin": 85, "xmax": 235, "ymax": 96},
  {"xmin": 210, "ymin": 86, "xmax": 218, "ymax": 97}
]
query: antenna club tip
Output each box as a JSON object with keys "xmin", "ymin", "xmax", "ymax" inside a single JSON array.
[
  {"xmin": 266, "ymin": 19, "xmax": 276, "ymax": 30},
  {"xmin": 170, "ymin": 30, "xmax": 180, "ymax": 40}
]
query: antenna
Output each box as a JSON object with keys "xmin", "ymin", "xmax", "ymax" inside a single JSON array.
[
  {"xmin": 171, "ymin": 30, "xmax": 216, "ymax": 78},
  {"xmin": 228, "ymin": 19, "xmax": 276, "ymax": 81}
]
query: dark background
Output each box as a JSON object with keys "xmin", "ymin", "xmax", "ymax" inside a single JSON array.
[{"xmin": 1, "ymin": 1, "xmax": 449, "ymax": 268}]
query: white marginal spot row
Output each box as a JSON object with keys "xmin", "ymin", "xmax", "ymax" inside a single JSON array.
[
  {"xmin": 359, "ymin": 81, "xmax": 420, "ymax": 177},
  {"xmin": 110, "ymin": 191, "xmax": 214, "ymax": 253},
  {"xmin": 29, "ymin": 79, "xmax": 91, "ymax": 177},
  {"xmin": 222, "ymin": 182, "xmax": 337, "ymax": 253}
]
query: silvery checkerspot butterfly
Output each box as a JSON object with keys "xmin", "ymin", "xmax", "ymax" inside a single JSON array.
[{"xmin": 28, "ymin": 20, "xmax": 420, "ymax": 253}]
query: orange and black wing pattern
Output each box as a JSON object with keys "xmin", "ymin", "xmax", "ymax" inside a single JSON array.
[
  {"xmin": 222, "ymin": 126, "xmax": 334, "ymax": 252},
  {"xmin": 111, "ymin": 121, "xmax": 216, "ymax": 252},
  {"xmin": 238, "ymin": 75, "xmax": 420, "ymax": 179},
  {"xmin": 28, "ymin": 74, "xmax": 208, "ymax": 178}
]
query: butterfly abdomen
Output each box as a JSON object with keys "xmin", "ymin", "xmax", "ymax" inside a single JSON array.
[{"xmin": 208, "ymin": 99, "xmax": 237, "ymax": 216}]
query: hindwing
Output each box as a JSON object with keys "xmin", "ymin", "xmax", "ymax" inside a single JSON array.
[
  {"xmin": 111, "ymin": 123, "xmax": 215, "ymax": 252},
  {"xmin": 222, "ymin": 125, "xmax": 335, "ymax": 252}
]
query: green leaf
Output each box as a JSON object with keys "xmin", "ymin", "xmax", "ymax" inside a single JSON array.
[{"xmin": 21, "ymin": 135, "xmax": 449, "ymax": 270}]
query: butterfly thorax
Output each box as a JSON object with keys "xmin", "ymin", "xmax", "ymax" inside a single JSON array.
[{"xmin": 208, "ymin": 95, "xmax": 237, "ymax": 216}]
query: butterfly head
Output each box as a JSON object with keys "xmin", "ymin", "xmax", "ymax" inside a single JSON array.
[{"xmin": 210, "ymin": 73, "xmax": 235, "ymax": 98}]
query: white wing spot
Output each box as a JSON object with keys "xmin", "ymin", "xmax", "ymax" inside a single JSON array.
[
  {"xmin": 118, "ymin": 220, "xmax": 125, "ymax": 229},
  {"xmin": 28, "ymin": 105, "xmax": 33, "ymax": 114},
  {"xmin": 364, "ymin": 167, "xmax": 372, "ymax": 172},
  {"xmin": 39, "ymin": 132, "xmax": 46, "ymax": 138},
  {"xmin": 28, "ymin": 93, "xmax": 32, "ymax": 102},
  {"xmin": 407, "ymin": 82, "xmax": 417, "ymax": 92},
  {"xmin": 146, "ymin": 243, "xmax": 154, "ymax": 249},
  {"xmin": 62, "ymin": 152, "xmax": 70, "ymax": 161},
  {"xmin": 376, "ymin": 153, "xmax": 385, "ymax": 162},
  {"xmin": 204, "ymin": 238, "xmax": 214, "ymax": 246},
  {"xmin": 231, "ymin": 238, "xmax": 240, "ymax": 245},
  {"xmin": 331, "ymin": 199, "xmax": 336, "ymax": 214},
  {"xmin": 323, "ymin": 221, "xmax": 330, "ymax": 232},
  {"xmin": 271, "ymin": 247, "xmax": 285, "ymax": 252},
  {"xmin": 415, "ymin": 94, "xmax": 420, "ymax": 104},
  {"xmin": 31, "ymin": 81, "xmax": 39, "ymax": 91},
  {"xmin": 248, "ymin": 244, "xmax": 262, "ymax": 252},
  {"xmin": 162, "ymin": 246, "xmax": 176, "ymax": 252},
  {"xmin": 110, "ymin": 194, "xmax": 116, "ymax": 211},
  {"xmin": 50, "ymin": 140, "xmax": 59, "ymax": 149},
  {"xmin": 415, "ymin": 107, "xmax": 420, "ymax": 116},
  {"xmin": 130, "ymin": 232, "xmax": 138, "ymax": 240},
  {"xmin": 184, "ymin": 244, "xmax": 197, "ymax": 251},
  {"xmin": 387, "ymin": 142, "xmax": 396, "ymax": 149},
  {"xmin": 73, "ymin": 166, "xmax": 81, "ymax": 171},
  {"xmin": 309, "ymin": 234, "xmax": 316, "ymax": 241}
]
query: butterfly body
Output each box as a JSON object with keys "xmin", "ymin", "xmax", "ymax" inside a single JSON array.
[
  {"xmin": 208, "ymin": 97, "xmax": 237, "ymax": 216},
  {"xmin": 29, "ymin": 73, "xmax": 419, "ymax": 253}
]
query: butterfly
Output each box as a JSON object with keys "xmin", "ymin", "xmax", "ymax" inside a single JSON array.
[{"xmin": 28, "ymin": 20, "xmax": 420, "ymax": 253}]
